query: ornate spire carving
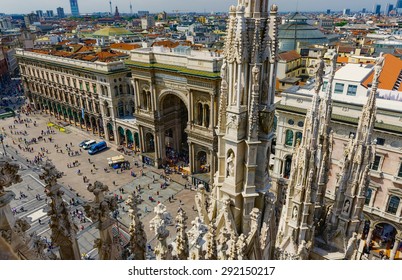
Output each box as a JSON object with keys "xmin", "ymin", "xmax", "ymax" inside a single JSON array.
[
  {"xmin": 327, "ymin": 52, "xmax": 384, "ymax": 249},
  {"xmin": 203, "ymin": 0, "xmax": 280, "ymax": 260},
  {"xmin": 126, "ymin": 193, "xmax": 147, "ymax": 260},
  {"xmin": 175, "ymin": 207, "xmax": 189, "ymax": 260},
  {"xmin": 41, "ymin": 162, "xmax": 81, "ymax": 260},
  {"xmin": 0, "ymin": 160, "xmax": 22, "ymax": 245},
  {"xmin": 248, "ymin": 64, "xmax": 260, "ymax": 140},
  {"xmin": 150, "ymin": 203, "xmax": 172, "ymax": 260},
  {"xmin": 218, "ymin": 61, "xmax": 228, "ymax": 133},
  {"xmin": 227, "ymin": 232, "xmax": 238, "ymax": 260},
  {"xmin": 236, "ymin": 233, "xmax": 248, "ymax": 260},
  {"xmin": 204, "ymin": 222, "xmax": 217, "ymax": 260},
  {"xmin": 276, "ymin": 52, "xmax": 327, "ymax": 260},
  {"xmin": 0, "ymin": 159, "xmax": 22, "ymax": 194},
  {"xmin": 315, "ymin": 51, "xmax": 337, "ymax": 229},
  {"xmin": 217, "ymin": 225, "xmax": 231, "ymax": 260},
  {"xmin": 84, "ymin": 181, "xmax": 119, "ymax": 260}
]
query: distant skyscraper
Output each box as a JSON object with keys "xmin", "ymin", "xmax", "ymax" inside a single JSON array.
[
  {"xmin": 70, "ymin": 0, "xmax": 80, "ymax": 17},
  {"xmin": 326, "ymin": 9, "xmax": 331, "ymax": 14},
  {"xmin": 57, "ymin": 7, "xmax": 65, "ymax": 18},
  {"xmin": 46, "ymin": 10, "xmax": 54, "ymax": 18},
  {"xmin": 36, "ymin": 10, "xmax": 43, "ymax": 18},
  {"xmin": 343, "ymin": 8, "xmax": 351, "ymax": 15},
  {"xmin": 362, "ymin": 8, "xmax": 366, "ymax": 13},
  {"xmin": 373, "ymin": 4, "xmax": 381, "ymax": 15},
  {"xmin": 396, "ymin": 0, "xmax": 402, "ymax": 14},
  {"xmin": 386, "ymin": 3, "xmax": 394, "ymax": 15}
]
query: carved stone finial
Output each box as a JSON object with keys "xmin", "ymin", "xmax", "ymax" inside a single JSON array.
[
  {"xmin": 126, "ymin": 194, "xmax": 147, "ymax": 260},
  {"xmin": 0, "ymin": 160, "xmax": 21, "ymax": 195},
  {"xmin": 271, "ymin": 4, "xmax": 278, "ymax": 12},
  {"xmin": 175, "ymin": 207, "xmax": 189, "ymax": 260}
]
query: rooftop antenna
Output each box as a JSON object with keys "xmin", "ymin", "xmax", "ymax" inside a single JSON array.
[
  {"xmin": 130, "ymin": 2, "xmax": 133, "ymax": 16},
  {"xmin": 109, "ymin": 0, "xmax": 113, "ymax": 15}
]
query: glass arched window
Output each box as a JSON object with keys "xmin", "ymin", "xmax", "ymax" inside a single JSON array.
[
  {"xmin": 197, "ymin": 103, "xmax": 203, "ymax": 125},
  {"xmin": 118, "ymin": 101, "xmax": 124, "ymax": 117},
  {"xmin": 274, "ymin": 115, "xmax": 278, "ymax": 131},
  {"xmin": 365, "ymin": 188, "xmax": 372, "ymax": 205},
  {"xmin": 205, "ymin": 105, "xmax": 210, "ymax": 128},
  {"xmin": 284, "ymin": 155, "xmax": 292, "ymax": 179},
  {"xmin": 285, "ymin": 130, "xmax": 294, "ymax": 146},
  {"xmin": 387, "ymin": 196, "xmax": 400, "ymax": 215},
  {"xmin": 295, "ymin": 132, "xmax": 303, "ymax": 146}
]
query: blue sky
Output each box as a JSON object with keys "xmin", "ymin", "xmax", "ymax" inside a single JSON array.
[{"xmin": 1, "ymin": 0, "xmax": 396, "ymax": 14}]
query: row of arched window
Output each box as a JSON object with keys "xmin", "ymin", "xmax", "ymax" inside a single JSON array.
[
  {"xmin": 285, "ymin": 130, "xmax": 303, "ymax": 146},
  {"xmin": 196, "ymin": 102, "xmax": 210, "ymax": 128},
  {"xmin": 140, "ymin": 90, "xmax": 152, "ymax": 111}
]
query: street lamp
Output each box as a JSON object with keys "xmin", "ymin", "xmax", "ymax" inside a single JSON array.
[{"xmin": 0, "ymin": 134, "xmax": 7, "ymax": 157}]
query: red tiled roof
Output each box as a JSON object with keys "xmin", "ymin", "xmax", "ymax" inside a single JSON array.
[
  {"xmin": 278, "ymin": 50, "xmax": 301, "ymax": 62},
  {"xmin": 362, "ymin": 54, "xmax": 402, "ymax": 91},
  {"xmin": 152, "ymin": 40, "xmax": 180, "ymax": 48},
  {"xmin": 337, "ymin": 46, "xmax": 354, "ymax": 54},
  {"xmin": 83, "ymin": 39, "xmax": 97, "ymax": 45},
  {"xmin": 75, "ymin": 46, "xmax": 94, "ymax": 53},
  {"xmin": 110, "ymin": 43, "xmax": 141, "ymax": 51}
]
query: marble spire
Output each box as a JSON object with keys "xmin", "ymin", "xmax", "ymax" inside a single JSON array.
[
  {"xmin": 326, "ymin": 52, "xmax": 384, "ymax": 253},
  {"xmin": 276, "ymin": 51, "xmax": 328, "ymax": 260}
]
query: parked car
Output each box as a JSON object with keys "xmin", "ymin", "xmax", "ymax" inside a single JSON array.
[
  {"xmin": 88, "ymin": 141, "xmax": 107, "ymax": 155},
  {"xmin": 79, "ymin": 140, "xmax": 90, "ymax": 147},
  {"xmin": 82, "ymin": 140, "xmax": 96, "ymax": 150}
]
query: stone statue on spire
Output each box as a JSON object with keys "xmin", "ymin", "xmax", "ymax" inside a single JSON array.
[{"xmin": 314, "ymin": 52, "xmax": 325, "ymax": 92}]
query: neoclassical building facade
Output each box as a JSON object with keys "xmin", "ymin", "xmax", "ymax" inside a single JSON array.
[
  {"xmin": 16, "ymin": 49, "xmax": 135, "ymax": 143},
  {"xmin": 16, "ymin": 46, "xmax": 222, "ymax": 187},
  {"xmin": 126, "ymin": 47, "xmax": 222, "ymax": 185}
]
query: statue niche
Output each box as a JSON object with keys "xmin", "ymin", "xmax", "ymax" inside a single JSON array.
[{"xmin": 226, "ymin": 150, "xmax": 235, "ymax": 178}]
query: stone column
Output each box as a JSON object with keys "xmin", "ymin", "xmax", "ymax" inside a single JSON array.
[
  {"xmin": 138, "ymin": 128, "xmax": 144, "ymax": 153},
  {"xmin": 155, "ymin": 130, "xmax": 163, "ymax": 167},
  {"xmin": 365, "ymin": 224, "xmax": 375, "ymax": 250},
  {"xmin": 97, "ymin": 119, "xmax": 101, "ymax": 136},
  {"xmin": 188, "ymin": 89, "xmax": 194, "ymax": 129},
  {"xmin": 209, "ymin": 148, "xmax": 215, "ymax": 184},
  {"xmin": 210, "ymin": 93, "xmax": 215, "ymax": 130},
  {"xmin": 202, "ymin": 104, "xmax": 206, "ymax": 127},
  {"xmin": 390, "ymin": 236, "xmax": 401, "ymax": 260},
  {"xmin": 189, "ymin": 141, "xmax": 194, "ymax": 174},
  {"xmin": 79, "ymin": 114, "xmax": 83, "ymax": 129},
  {"xmin": 369, "ymin": 188, "xmax": 377, "ymax": 207},
  {"xmin": 397, "ymin": 201, "xmax": 402, "ymax": 217}
]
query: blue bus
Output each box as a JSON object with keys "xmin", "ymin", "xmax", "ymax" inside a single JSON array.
[{"xmin": 88, "ymin": 141, "xmax": 107, "ymax": 155}]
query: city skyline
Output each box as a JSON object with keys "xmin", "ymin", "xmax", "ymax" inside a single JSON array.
[{"xmin": 0, "ymin": 0, "xmax": 398, "ymax": 14}]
